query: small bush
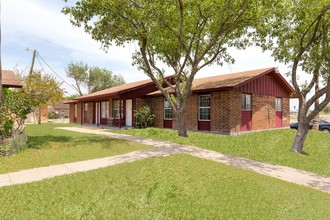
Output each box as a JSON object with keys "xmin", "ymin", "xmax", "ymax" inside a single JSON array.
[
  {"xmin": 0, "ymin": 132, "xmax": 28, "ymax": 157},
  {"xmin": 48, "ymin": 111, "xmax": 59, "ymax": 119},
  {"xmin": 134, "ymin": 106, "xmax": 155, "ymax": 128}
]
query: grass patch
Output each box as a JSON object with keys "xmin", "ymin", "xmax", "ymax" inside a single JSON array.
[
  {"xmin": 0, "ymin": 155, "xmax": 329, "ymax": 219},
  {"xmin": 112, "ymin": 128, "xmax": 330, "ymax": 176},
  {"xmin": 0, "ymin": 124, "xmax": 152, "ymax": 174}
]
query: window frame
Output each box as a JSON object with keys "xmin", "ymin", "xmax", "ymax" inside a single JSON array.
[
  {"xmin": 241, "ymin": 94, "xmax": 252, "ymax": 111},
  {"xmin": 275, "ymin": 97, "xmax": 282, "ymax": 112},
  {"xmin": 112, "ymin": 99, "xmax": 123, "ymax": 119},
  {"xmin": 74, "ymin": 104, "xmax": 77, "ymax": 118},
  {"xmin": 84, "ymin": 103, "xmax": 88, "ymax": 118},
  {"xmin": 198, "ymin": 94, "xmax": 211, "ymax": 121},
  {"xmin": 164, "ymin": 99, "xmax": 173, "ymax": 120},
  {"xmin": 101, "ymin": 101, "xmax": 109, "ymax": 118}
]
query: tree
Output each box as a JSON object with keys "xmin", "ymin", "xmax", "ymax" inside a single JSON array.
[
  {"xmin": 63, "ymin": 0, "xmax": 271, "ymax": 137},
  {"xmin": 259, "ymin": 0, "xmax": 330, "ymax": 154},
  {"xmin": 0, "ymin": 88, "xmax": 33, "ymax": 138},
  {"xmin": 66, "ymin": 61, "xmax": 125, "ymax": 95},
  {"xmin": 66, "ymin": 61, "xmax": 88, "ymax": 96},
  {"xmin": 20, "ymin": 71, "xmax": 65, "ymax": 124},
  {"xmin": 0, "ymin": 1, "xmax": 3, "ymax": 103},
  {"xmin": 321, "ymin": 104, "xmax": 330, "ymax": 114},
  {"xmin": 88, "ymin": 66, "xmax": 125, "ymax": 93}
]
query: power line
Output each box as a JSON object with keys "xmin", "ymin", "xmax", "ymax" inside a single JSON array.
[
  {"xmin": 16, "ymin": 63, "xmax": 31, "ymax": 75},
  {"xmin": 36, "ymin": 52, "xmax": 77, "ymax": 91}
]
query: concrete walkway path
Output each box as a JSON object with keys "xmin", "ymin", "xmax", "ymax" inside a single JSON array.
[{"xmin": 1, "ymin": 127, "xmax": 329, "ymax": 194}]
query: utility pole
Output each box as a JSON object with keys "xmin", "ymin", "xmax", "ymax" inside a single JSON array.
[
  {"xmin": 27, "ymin": 49, "xmax": 41, "ymax": 124},
  {"xmin": 29, "ymin": 49, "xmax": 36, "ymax": 76}
]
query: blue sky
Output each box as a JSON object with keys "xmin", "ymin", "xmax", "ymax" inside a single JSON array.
[{"xmin": 2, "ymin": 0, "xmax": 299, "ymax": 108}]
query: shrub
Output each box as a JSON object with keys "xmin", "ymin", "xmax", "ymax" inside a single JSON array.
[
  {"xmin": 134, "ymin": 106, "xmax": 155, "ymax": 128},
  {"xmin": 48, "ymin": 111, "xmax": 59, "ymax": 119},
  {"xmin": 0, "ymin": 131, "xmax": 28, "ymax": 157}
]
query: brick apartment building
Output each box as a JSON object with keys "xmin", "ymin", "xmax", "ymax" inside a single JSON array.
[{"xmin": 66, "ymin": 67, "xmax": 295, "ymax": 134}]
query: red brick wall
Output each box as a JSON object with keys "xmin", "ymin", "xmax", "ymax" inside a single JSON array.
[
  {"xmin": 82, "ymin": 102, "xmax": 94, "ymax": 124},
  {"xmin": 183, "ymin": 94, "xmax": 198, "ymax": 130},
  {"xmin": 77, "ymin": 103, "xmax": 82, "ymax": 124},
  {"xmin": 145, "ymin": 90, "xmax": 291, "ymax": 133},
  {"xmin": 210, "ymin": 91, "xmax": 241, "ymax": 133},
  {"xmin": 69, "ymin": 104, "xmax": 75, "ymax": 123},
  {"xmin": 251, "ymin": 95, "xmax": 276, "ymax": 130},
  {"xmin": 69, "ymin": 103, "xmax": 82, "ymax": 124},
  {"xmin": 251, "ymin": 95, "xmax": 290, "ymax": 130}
]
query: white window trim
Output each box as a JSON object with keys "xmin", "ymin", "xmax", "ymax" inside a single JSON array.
[
  {"xmin": 112, "ymin": 100, "xmax": 123, "ymax": 119},
  {"xmin": 84, "ymin": 103, "xmax": 88, "ymax": 118},
  {"xmin": 275, "ymin": 98, "xmax": 282, "ymax": 112},
  {"xmin": 101, "ymin": 101, "xmax": 109, "ymax": 118},
  {"xmin": 74, "ymin": 104, "xmax": 77, "ymax": 118},
  {"xmin": 198, "ymin": 95, "xmax": 211, "ymax": 121},
  {"xmin": 164, "ymin": 99, "xmax": 173, "ymax": 120},
  {"xmin": 241, "ymin": 94, "xmax": 252, "ymax": 111}
]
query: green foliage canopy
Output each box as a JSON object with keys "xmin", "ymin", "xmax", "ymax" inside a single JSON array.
[
  {"xmin": 21, "ymin": 71, "xmax": 65, "ymax": 108},
  {"xmin": 256, "ymin": 0, "xmax": 330, "ymax": 154},
  {"xmin": 66, "ymin": 61, "xmax": 125, "ymax": 95},
  {"xmin": 63, "ymin": 0, "xmax": 271, "ymax": 136}
]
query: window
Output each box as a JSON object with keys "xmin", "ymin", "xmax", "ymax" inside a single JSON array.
[
  {"xmin": 84, "ymin": 103, "xmax": 88, "ymax": 118},
  {"xmin": 164, "ymin": 99, "xmax": 173, "ymax": 119},
  {"xmin": 74, "ymin": 104, "xmax": 77, "ymax": 118},
  {"xmin": 112, "ymin": 100, "xmax": 123, "ymax": 119},
  {"xmin": 101, "ymin": 101, "xmax": 109, "ymax": 118},
  {"xmin": 199, "ymin": 95, "xmax": 210, "ymax": 121},
  {"xmin": 241, "ymin": 94, "xmax": 252, "ymax": 110},
  {"xmin": 275, "ymin": 98, "xmax": 282, "ymax": 111}
]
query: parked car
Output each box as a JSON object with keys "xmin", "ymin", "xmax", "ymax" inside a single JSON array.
[{"xmin": 290, "ymin": 120, "xmax": 330, "ymax": 132}]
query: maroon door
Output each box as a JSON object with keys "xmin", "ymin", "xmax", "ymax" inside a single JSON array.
[
  {"xmin": 241, "ymin": 110, "xmax": 252, "ymax": 131},
  {"xmin": 276, "ymin": 111, "xmax": 282, "ymax": 128},
  {"xmin": 163, "ymin": 120, "xmax": 172, "ymax": 128}
]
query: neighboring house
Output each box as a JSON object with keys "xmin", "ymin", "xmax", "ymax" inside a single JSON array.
[
  {"xmin": 2, "ymin": 70, "xmax": 23, "ymax": 88},
  {"xmin": 66, "ymin": 67, "xmax": 296, "ymax": 134},
  {"xmin": 48, "ymin": 101, "xmax": 70, "ymax": 118},
  {"xmin": 26, "ymin": 101, "xmax": 69, "ymax": 123}
]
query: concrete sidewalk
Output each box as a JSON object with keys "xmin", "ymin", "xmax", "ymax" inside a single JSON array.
[{"xmin": 1, "ymin": 126, "xmax": 329, "ymax": 194}]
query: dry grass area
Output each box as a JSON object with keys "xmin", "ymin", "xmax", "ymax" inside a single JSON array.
[{"xmin": 290, "ymin": 114, "xmax": 330, "ymax": 123}]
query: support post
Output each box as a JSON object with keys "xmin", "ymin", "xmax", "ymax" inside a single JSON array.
[{"xmin": 119, "ymin": 98, "xmax": 122, "ymax": 129}]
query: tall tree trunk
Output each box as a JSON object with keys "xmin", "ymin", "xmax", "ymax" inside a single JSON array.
[
  {"xmin": 291, "ymin": 124, "xmax": 309, "ymax": 155},
  {"xmin": 312, "ymin": 75, "xmax": 319, "ymax": 130},
  {"xmin": 291, "ymin": 107, "xmax": 309, "ymax": 155},
  {"xmin": 176, "ymin": 110, "xmax": 187, "ymax": 137}
]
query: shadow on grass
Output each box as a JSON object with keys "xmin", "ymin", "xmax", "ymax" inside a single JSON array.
[
  {"xmin": 27, "ymin": 135, "xmax": 130, "ymax": 150},
  {"xmin": 27, "ymin": 136, "xmax": 73, "ymax": 149}
]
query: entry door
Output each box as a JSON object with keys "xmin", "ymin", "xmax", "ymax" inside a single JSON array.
[
  {"xmin": 275, "ymin": 98, "xmax": 282, "ymax": 128},
  {"xmin": 241, "ymin": 111, "xmax": 252, "ymax": 131},
  {"xmin": 241, "ymin": 94, "xmax": 252, "ymax": 131},
  {"xmin": 125, "ymin": 99, "xmax": 132, "ymax": 127}
]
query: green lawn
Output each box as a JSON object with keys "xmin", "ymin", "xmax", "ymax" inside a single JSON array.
[
  {"xmin": 0, "ymin": 155, "xmax": 329, "ymax": 219},
  {"xmin": 112, "ymin": 128, "xmax": 330, "ymax": 176},
  {"xmin": 0, "ymin": 124, "xmax": 152, "ymax": 174}
]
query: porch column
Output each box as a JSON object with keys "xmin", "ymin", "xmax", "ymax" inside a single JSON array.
[
  {"xmin": 96, "ymin": 102, "xmax": 99, "ymax": 126},
  {"xmin": 80, "ymin": 102, "xmax": 83, "ymax": 125},
  {"xmin": 119, "ymin": 97, "xmax": 122, "ymax": 129}
]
